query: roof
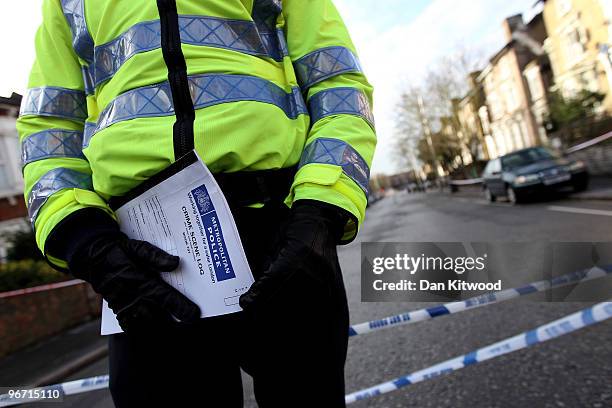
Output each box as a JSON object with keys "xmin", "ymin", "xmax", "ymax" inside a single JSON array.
[
  {"xmin": 477, "ymin": 11, "xmax": 545, "ymax": 82},
  {"xmin": 489, "ymin": 41, "xmax": 516, "ymax": 66},
  {"xmin": 526, "ymin": 11, "xmax": 544, "ymax": 29},
  {"xmin": 0, "ymin": 92, "xmax": 22, "ymax": 107}
]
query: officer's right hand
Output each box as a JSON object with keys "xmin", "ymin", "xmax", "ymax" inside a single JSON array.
[{"xmin": 68, "ymin": 233, "xmax": 201, "ymax": 333}]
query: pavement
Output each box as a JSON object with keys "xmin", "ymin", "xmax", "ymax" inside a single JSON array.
[
  {"xmin": 2, "ymin": 186, "xmax": 612, "ymax": 407},
  {"xmin": 0, "ymin": 319, "xmax": 106, "ymax": 388},
  {"xmin": 573, "ymin": 176, "xmax": 612, "ymax": 200}
]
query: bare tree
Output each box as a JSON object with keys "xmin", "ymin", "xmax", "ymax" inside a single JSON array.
[
  {"xmin": 393, "ymin": 47, "xmax": 484, "ymax": 175},
  {"xmin": 393, "ymin": 86, "xmax": 424, "ymax": 170}
]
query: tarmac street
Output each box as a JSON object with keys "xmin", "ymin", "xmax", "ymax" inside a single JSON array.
[
  {"xmin": 6, "ymin": 190, "xmax": 612, "ymax": 407},
  {"xmin": 343, "ymin": 191, "xmax": 612, "ymax": 408}
]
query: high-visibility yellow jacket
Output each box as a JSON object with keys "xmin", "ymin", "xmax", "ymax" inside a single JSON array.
[{"xmin": 17, "ymin": 0, "xmax": 376, "ymax": 267}]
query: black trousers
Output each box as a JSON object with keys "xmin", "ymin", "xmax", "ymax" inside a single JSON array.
[{"xmin": 108, "ymin": 203, "xmax": 350, "ymax": 407}]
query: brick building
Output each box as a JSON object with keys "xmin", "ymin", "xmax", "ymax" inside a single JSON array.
[
  {"xmin": 457, "ymin": 71, "xmax": 491, "ymax": 161},
  {"xmin": 539, "ymin": 0, "xmax": 612, "ymax": 113},
  {"xmin": 477, "ymin": 14, "xmax": 550, "ymax": 158},
  {"xmin": 0, "ymin": 93, "xmax": 28, "ymax": 261}
]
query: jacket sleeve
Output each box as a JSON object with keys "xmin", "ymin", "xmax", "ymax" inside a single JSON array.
[
  {"xmin": 16, "ymin": 0, "xmax": 115, "ymax": 268},
  {"xmin": 282, "ymin": 0, "xmax": 376, "ymax": 243}
]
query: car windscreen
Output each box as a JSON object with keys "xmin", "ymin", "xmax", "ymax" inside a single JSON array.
[{"xmin": 501, "ymin": 148, "xmax": 555, "ymax": 170}]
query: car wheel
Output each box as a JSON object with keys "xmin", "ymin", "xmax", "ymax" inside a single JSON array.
[
  {"xmin": 506, "ymin": 186, "xmax": 521, "ymax": 204},
  {"xmin": 484, "ymin": 187, "xmax": 496, "ymax": 202}
]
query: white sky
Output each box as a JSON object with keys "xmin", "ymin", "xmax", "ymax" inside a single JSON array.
[
  {"xmin": 333, "ymin": 0, "xmax": 542, "ymax": 174},
  {"xmin": 0, "ymin": 2, "xmax": 42, "ymax": 96},
  {"xmin": 0, "ymin": 0, "xmax": 541, "ymax": 174}
]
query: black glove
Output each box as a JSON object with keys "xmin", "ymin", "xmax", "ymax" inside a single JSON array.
[
  {"xmin": 239, "ymin": 200, "xmax": 349, "ymax": 310},
  {"xmin": 46, "ymin": 209, "xmax": 200, "ymax": 332}
]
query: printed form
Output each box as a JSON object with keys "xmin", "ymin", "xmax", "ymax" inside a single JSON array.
[{"xmin": 101, "ymin": 152, "xmax": 254, "ymax": 335}]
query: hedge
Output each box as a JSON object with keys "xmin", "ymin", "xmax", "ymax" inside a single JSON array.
[{"xmin": 0, "ymin": 260, "xmax": 69, "ymax": 292}]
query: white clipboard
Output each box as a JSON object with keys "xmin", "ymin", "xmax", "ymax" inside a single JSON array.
[{"xmin": 101, "ymin": 151, "xmax": 254, "ymax": 335}]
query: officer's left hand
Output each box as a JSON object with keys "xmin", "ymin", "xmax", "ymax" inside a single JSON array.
[{"xmin": 239, "ymin": 200, "xmax": 348, "ymax": 310}]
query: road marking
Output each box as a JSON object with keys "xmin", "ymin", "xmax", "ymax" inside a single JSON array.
[{"xmin": 548, "ymin": 205, "xmax": 612, "ymax": 217}]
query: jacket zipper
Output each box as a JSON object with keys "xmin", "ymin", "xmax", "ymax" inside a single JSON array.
[{"xmin": 156, "ymin": 0, "xmax": 195, "ymax": 159}]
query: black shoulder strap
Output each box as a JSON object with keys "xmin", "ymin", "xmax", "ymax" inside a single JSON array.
[{"xmin": 156, "ymin": 0, "xmax": 195, "ymax": 159}]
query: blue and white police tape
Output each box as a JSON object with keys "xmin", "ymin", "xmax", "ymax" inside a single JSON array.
[
  {"xmin": 2, "ymin": 302, "xmax": 610, "ymax": 406},
  {"xmin": 345, "ymin": 301, "xmax": 612, "ymax": 404},
  {"xmin": 349, "ymin": 265, "xmax": 612, "ymax": 337},
  {"xmin": 0, "ymin": 376, "xmax": 109, "ymax": 407}
]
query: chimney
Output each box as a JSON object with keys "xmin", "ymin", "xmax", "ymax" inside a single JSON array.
[
  {"xmin": 467, "ymin": 71, "xmax": 482, "ymax": 89},
  {"xmin": 502, "ymin": 14, "xmax": 525, "ymax": 42}
]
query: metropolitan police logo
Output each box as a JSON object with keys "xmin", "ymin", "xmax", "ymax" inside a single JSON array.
[{"xmin": 192, "ymin": 185, "xmax": 212, "ymax": 215}]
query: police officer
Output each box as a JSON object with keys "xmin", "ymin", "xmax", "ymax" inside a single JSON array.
[{"xmin": 18, "ymin": 0, "xmax": 376, "ymax": 406}]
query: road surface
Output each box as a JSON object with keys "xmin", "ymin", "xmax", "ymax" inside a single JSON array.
[{"xmin": 36, "ymin": 191, "xmax": 612, "ymax": 407}]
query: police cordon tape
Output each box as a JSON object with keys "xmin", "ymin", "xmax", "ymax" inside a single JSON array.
[
  {"xmin": 0, "ymin": 266, "xmax": 611, "ymax": 406},
  {"xmin": 345, "ymin": 301, "xmax": 612, "ymax": 403},
  {"xmin": 349, "ymin": 265, "xmax": 612, "ymax": 337},
  {"xmin": 1, "ymin": 301, "xmax": 611, "ymax": 407}
]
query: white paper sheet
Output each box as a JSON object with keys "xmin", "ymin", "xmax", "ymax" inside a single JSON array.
[{"xmin": 101, "ymin": 152, "xmax": 254, "ymax": 335}]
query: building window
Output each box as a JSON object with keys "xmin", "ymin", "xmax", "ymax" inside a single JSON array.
[
  {"xmin": 503, "ymin": 83, "xmax": 520, "ymax": 111},
  {"xmin": 564, "ymin": 27, "xmax": 587, "ymax": 66},
  {"xmin": 525, "ymin": 68, "xmax": 544, "ymax": 101},
  {"xmin": 556, "ymin": 0, "xmax": 572, "ymax": 17},
  {"xmin": 479, "ymin": 106, "xmax": 491, "ymax": 134},
  {"xmin": 0, "ymin": 133, "xmax": 19, "ymax": 193},
  {"xmin": 488, "ymin": 92, "xmax": 502, "ymax": 119},
  {"xmin": 512, "ymin": 121, "xmax": 524, "ymax": 150},
  {"xmin": 503, "ymin": 125, "xmax": 514, "ymax": 152},
  {"xmin": 0, "ymin": 154, "xmax": 11, "ymax": 192},
  {"xmin": 485, "ymin": 135, "xmax": 498, "ymax": 158}
]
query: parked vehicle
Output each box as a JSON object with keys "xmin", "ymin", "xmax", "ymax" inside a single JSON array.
[
  {"xmin": 367, "ymin": 191, "xmax": 384, "ymax": 207},
  {"xmin": 406, "ymin": 182, "xmax": 425, "ymax": 193},
  {"xmin": 482, "ymin": 147, "xmax": 589, "ymax": 204}
]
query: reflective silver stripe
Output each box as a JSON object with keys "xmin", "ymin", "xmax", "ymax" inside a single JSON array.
[
  {"xmin": 294, "ymin": 47, "xmax": 362, "ymax": 90},
  {"xmin": 82, "ymin": 66, "xmax": 95, "ymax": 95},
  {"xmin": 60, "ymin": 0, "xmax": 94, "ymax": 63},
  {"xmin": 94, "ymin": 20, "xmax": 161, "ymax": 87},
  {"xmin": 20, "ymin": 87, "xmax": 88, "ymax": 122},
  {"xmin": 92, "ymin": 74, "xmax": 307, "ymax": 137},
  {"xmin": 276, "ymin": 28, "xmax": 289, "ymax": 58},
  {"xmin": 22, "ymin": 130, "xmax": 86, "ymax": 167},
  {"xmin": 308, "ymin": 87, "xmax": 375, "ymax": 128},
  {"xmin": 82, "ymin": 122, "xmax": 97, "ymax": 148},
  {"xmin": 27, "ymin": 168, "xmax": 93, "ymax": 225},
  {"xmin": 178, "ymin": 15, "xmax": 286, "ymax": 60},
  {"xmin": 299, "ymin": 138, "xmax": 370, "ymax": 194},
  {"xmin": 93, "ymin": 16, "xmax": 286, "ymax": 88}
]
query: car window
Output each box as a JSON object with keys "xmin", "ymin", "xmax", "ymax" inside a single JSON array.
[
  {"xmin": 484, "ymin": 159, "xmax": 501, "ymax": 175},
  {"xmin": 483, "ymin": 161, "xmax": 493, "ymax": 175},
  {"xmin": 501, "ymin": 148, "xmax": 554, "ymax": 170},
  {"xmin": 491, "ymin": 159, "xmax": 501, "ymax": 173}
]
